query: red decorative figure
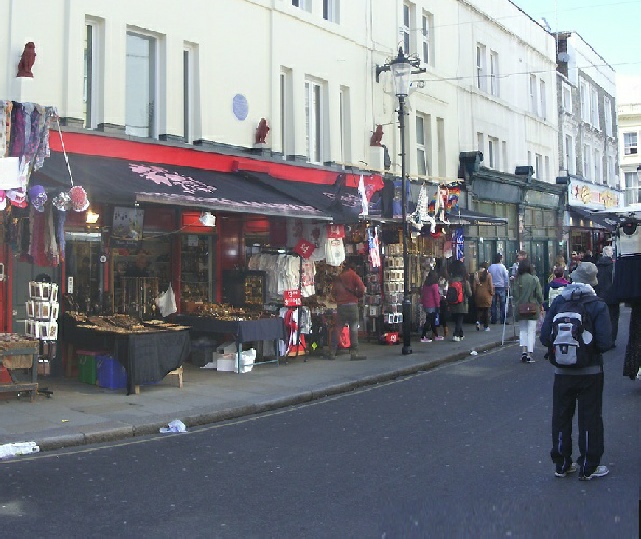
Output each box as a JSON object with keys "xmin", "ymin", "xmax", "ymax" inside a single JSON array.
[
  {"xmin": 17, "ymin": 42, "xmax": 36, "ymax": 78},
  {"xmin": 255, "ymin": 118, "xmax": 270, "ymax": 144},
  {"xmin": 370, "ymin": 124, "xmax": 383, "ymax": 146}
]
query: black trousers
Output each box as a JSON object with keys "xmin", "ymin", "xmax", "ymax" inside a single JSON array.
[
  {"xmin": 608, "ymin": 303, "xmax": 620, "ymax": 343},
  {"xmin": 550, "ymin": 372, "xmax": 604, "ymax": 475},
  {"xmin": 453, "ymin": 313, "xmax": 464, "ymax": 337}
]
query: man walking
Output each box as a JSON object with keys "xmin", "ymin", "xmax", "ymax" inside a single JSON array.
[
  {"xmin": 540, "ymin": 262, "xmax": 612, "ymax": 480},
  {"xmin": 487, "ymin": 253, "xmax": 509, "ymax": 325}
]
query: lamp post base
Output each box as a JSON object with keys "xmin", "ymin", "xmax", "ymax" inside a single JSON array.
[{"xmin": 402, "ymin": 299, "xmax": 412, "ymax": 355}]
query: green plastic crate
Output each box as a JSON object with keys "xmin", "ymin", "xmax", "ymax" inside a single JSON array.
[{"xmin": 77, "ymin": 350, "xmax": 99, "ymax": 385}]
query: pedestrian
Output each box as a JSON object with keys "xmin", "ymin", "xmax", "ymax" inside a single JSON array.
[
  {"xmin": 448, "ymin": 259, "xmax": 473, "ymax": 342},
  {"xmin": 582, "ymin": 249, "xmax": 595, "ymax": 264},
  {"xmin": 540, "ymin": 261, "xmax": 612, "ymax": 480},
  {"xmin": 594, "ymin": 246, "xmax": 619, "ymax": 348},
  {"xmin": 420, "ymin": 270, "xmax": 443, "ymax": 342},
  {"xmin": 512, "ymin": 258, "xmax": 543, "ymax": 363},
  {"xmin": 473, "ymin": 262, "xmax": 494, "ymax": 331},
  {"xmin": 438, "ymin": 266, "xmax": 450, "ymax": 337},
  {"xmin": 487, "ymin": 253, "xmax": 509, "ymax": 324},
  {"xmin": 326, "ymin": 263, "xmax": 366, "ymax": 361},
  {"xmin": 544, "ymin": 265, "xmax": 569, "ymax": 310},
  {"xmin": 510, "ymin": 250, "xmax": 528, "ymax": 280}
]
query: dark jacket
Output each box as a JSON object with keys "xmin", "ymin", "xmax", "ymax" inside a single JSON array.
[
  {"xmin": 594, "ymin": 255, "xmax": 615, "ymax": 304},
  {"xmin": 540, "ymin": 283, "xmax": 612, "ymax": 373}
]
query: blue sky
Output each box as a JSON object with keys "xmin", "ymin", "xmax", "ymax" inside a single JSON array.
[{"xmin": 510, "ymin": 0, "xmax": 641, "ymax": 77}]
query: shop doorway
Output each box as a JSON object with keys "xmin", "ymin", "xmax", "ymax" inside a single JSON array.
[{"xmin": 528, "ymin": 240, "xmax": 548, "ymax": 286}]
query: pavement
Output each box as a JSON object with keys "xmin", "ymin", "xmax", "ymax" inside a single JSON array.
[{"xmin": 0, "ymin": 321, "xmax": 519, "ymax": 452}]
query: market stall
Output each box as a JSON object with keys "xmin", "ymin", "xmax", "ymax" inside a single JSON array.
[{"xmin": 61, "ymin": 313, "xmax": 190, "ymax": 395}]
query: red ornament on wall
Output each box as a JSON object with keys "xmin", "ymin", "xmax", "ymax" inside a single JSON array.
[{"xmin": 17, "ymin": 42, "xmax": 36, "ymax": 78}]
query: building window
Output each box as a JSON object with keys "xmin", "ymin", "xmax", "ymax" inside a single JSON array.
[
  {"xmin": 580, "ymin": 81, "xmax": 589, "ymax": 123},
  {"xmin": 488, "ymin": 137, "xmax": 499, "ymax": 169},
  {"xmin": 604, "ymin": 96, "xmax": 612, "ymax": 137},
  {"xmin": 529, "ymin": 75, "xmax": 537, "ymax": 115},
  {"xmin": 305, "ymin": 79, "xmax": 324, "ymax": 164},
  {"xmin": 591, "ymin": 88, "xmax": 599, "ymax": 128},
  {"xmin": 624, "ymin": 132, "xmax": 638, "ymax": 155},
  {"xmin": 535, "ymin": 154, "xmax": 542, "ymax": 179},
  {"xmin": 292, "ymin": 0, "xmax": 310, "ymax": 11},
  {"xmin": 126, "ymin": 31, "xmax": 157, "ymax": 138},
  {"xmin": 607, "ymin": 155, "xmax": 615, "ymax": 186},
  {"xmin": 339, "ymin": 86, "xmax": 351, "ymax": 165},
  {"xmin": 502, "ymin": 141, "xmax": 508, "ymax": 173},
  {"xmin": 421, "ymin": 12, "xmax": 434, "ymax": 66},
  {"xmin": 436, "ymin": 117, "xmax": 445, "ymax": 177},
  {"xmin": 562, "ymin": 83, "xmax": 572, "ymax": 113},
  {"xmin": 565, "ymin": 134, "xmax": 575, "ymax": 174},
  {"xmin": 539, "ymin": 79, "xmax": 546, "ymax": 120},
  {"xmin": 490, "ymin": 51, "xmax": 499, "ymax": 96},
  {"xmin": 416, "ymin": 115, "xmax": 427, "ymax": 176},
  {"xmin": 402, "ymin": 2, "xmax": 412, "ymax": 55},
  {"xmin": 83, "ymin": 19, "xmax": 102, "ymax": 129},
  {"xmin": 183, "ymin": 45, "xmax": 199, "ymax": 144},
  {"xmin": 476, "ymin": 44, "xmax": 487, "ymax": 91},
  {"xmin": 323, "ymin": 0, "xmax": 339, "ymax": 23},
  {"xmin": 594, "ymin": 149, "xmax": 601, "ymax": 184},
  {"xmin": 583, "ymin": 144, "xmax": 590, "ymax": 178},
  {"xmin": 477, "ymin": 132, "xmax": 484, "ymax": 155},
  {"xmin": 544, "ymin": 155, "xmax": 550, "ymax": 181},
  {"xmin": 280, "ymin": 68, "xmax": 293, "ymax": 159},
  {"xmin": 625, "ymin": 172, "xmax": 640, "ymax": 205}
]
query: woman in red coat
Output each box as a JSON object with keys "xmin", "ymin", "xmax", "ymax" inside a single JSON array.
[{"xmin": 420, "ymin": 270, "xmax": 443, "ymax": 342}]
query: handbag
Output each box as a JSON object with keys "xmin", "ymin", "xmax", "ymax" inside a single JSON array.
[{"xmin": 518, "ymin": 302, "xmax": 538, "ymax": 317}]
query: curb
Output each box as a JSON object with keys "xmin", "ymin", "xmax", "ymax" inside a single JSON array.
[{"xmin": 31, "ymin": 337, "xmax": 517, "ymax": 453}]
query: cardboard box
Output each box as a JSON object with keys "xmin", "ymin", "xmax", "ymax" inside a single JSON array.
[{"xmin": 216, "ymin": 357, "xmax": 236, "ymax": 372}]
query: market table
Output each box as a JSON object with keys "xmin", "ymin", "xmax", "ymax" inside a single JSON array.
[
  {"xmin": 174, "ymin": 315, "xmax": 285, "ymax": 370},
  {"xmin": 61, "ymin": 315, "xmax": 191, "ymax": 395}
]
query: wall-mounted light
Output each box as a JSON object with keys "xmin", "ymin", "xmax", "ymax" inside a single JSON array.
[
  {"xmin": 198, "ymin": 211, "xmax": 216, "ymax": 227},
  {"xmin": 86, "ymin": 210, "xmax": 100, "ymax": 224}
]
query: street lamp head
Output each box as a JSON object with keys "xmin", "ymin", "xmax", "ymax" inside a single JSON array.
[{"xmin": 390, "ymin": 48, "xmax": 413, "ymax": 97}]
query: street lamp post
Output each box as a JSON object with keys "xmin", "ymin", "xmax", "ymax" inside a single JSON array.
[{"xmin": 376, "ymin": 48, "xmax": 425, "ymax": 355}]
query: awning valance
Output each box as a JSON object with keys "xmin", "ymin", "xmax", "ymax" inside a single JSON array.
[{"xmin": 32, "ymin": 152, "xmax": 331, "ymax": 220}]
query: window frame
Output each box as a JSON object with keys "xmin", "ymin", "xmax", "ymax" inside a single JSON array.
[
  {"xmin": 125, "ymin": 30, "xmax": 158, "ymax": 139},
  {"xmin": 305, "ymin": 79, "xmax": 325, "ymax": 164},
  {"xmin": 323, "ymin": 0, "xmax": 339, "ymax": 23},
  {"xmin": 421, "ymin": 11, "xmax": 434, "ymax": 66},
  {"xmin": 624, "ymin": 132, "xmax": 638, "ymax": 155},
  {"xmin": 529, "ymin": 75, "xmax": 537, "ymax": 115},
  {"xmin": 488, "ymin": 136, "xmax": 499, "ymax": 169},
  {"xmin": 539, "ymin": 79, "xmax": 546, "ymax": 120},
  {"xmin": 403, "ymin": 2, "xmax": 412, "ymax": 55},
  {"xmin": 476, "ymin": 44, "xmax": 487, "ymax": 91},
  {"xmin": 562, "ymin": 83, "xmax": 572, "ymax": 113},
  {"xmin": 84, "ymin": 19, "xmax": 102, "ymax": 129},
  {"xmin": 604, "ymin": 96, "xmax": 612, "ymax": 137},
  {"xmin": 489, "ymin": 50, "xmax": 499, "ymax": 96}
]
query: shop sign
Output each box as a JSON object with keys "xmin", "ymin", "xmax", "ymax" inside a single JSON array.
[
  {"xmin": 568, "ymin": 179, "xmax": 619, "ymax": 210},
  {"xmin": 283, "ymin": 289, "xmax": 301, "ymax": 307}
]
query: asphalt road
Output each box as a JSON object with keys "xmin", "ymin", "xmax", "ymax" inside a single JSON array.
[{"xmin": 1, "ymin": 317, "xmax": 638, "ymax": 538}]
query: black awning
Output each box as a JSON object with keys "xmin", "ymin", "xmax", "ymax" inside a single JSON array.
[
  {"xmin": 242, "ymin": 171, "xmax": 363, "ymax": 224},
  {"xmin": 567, "ymin": 207, "xmax": 617, "ymax": 231},
  {"xmin": 31, "ymin": 152, "xmax": 329, "ymax": 220},
  {"xmin": 448, "ymin": 208, "xmax": 508, "ymax": 225}
]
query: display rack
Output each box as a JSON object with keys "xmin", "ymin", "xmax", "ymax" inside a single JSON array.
[
  {"xmin": 113, "ymin": 277, "xmax": 159, "ymax": 319},
  {"xmin": 25, "ymin": 281, "xmax": 59, "ymax": 341},
  {"xmin": 180, "ymin": 234, "xmax": 212, "ymax": 305}
]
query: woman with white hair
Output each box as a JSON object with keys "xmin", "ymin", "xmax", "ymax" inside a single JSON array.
[{"xmin": 595, "ymin": 246, "xmax": 619, "ymax": 348}]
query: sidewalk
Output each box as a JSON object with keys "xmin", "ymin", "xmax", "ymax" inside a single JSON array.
[{"xmin": 0, "ymin": 322, "xmax": 518, "ymax": 452}]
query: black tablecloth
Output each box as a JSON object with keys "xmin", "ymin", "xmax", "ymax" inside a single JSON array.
[
  {"xmin": 61, "ymin": 316, "xmax": 191, "ymax": 394},
  {"xmin": 174, "ymin": 315, "xmax": 285, "ymax": 343}
]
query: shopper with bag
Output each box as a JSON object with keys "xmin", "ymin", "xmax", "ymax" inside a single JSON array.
[
  {"xmin": 513, "ymin": 259, "xmax": 543, "ymax": 363},
  {"xmin": 420, "ymin": 270, "xmax": 443, "ymax": 342},
  {"xmin": 448, "ymin": 259, "xmax": 473, "ymax": 342}
]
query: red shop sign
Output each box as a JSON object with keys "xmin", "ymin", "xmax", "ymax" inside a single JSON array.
[{"xmin": 283, "ymin": 289, "xmax": 302, "ymax": 307}]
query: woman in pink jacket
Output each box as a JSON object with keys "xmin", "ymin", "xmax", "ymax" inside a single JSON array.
[{"xmin": 420, "ymin": 270, "xmax": 444, "ymax": 342}]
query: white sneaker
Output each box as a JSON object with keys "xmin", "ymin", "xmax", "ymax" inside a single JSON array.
[
  {"xmin": 484, "ymin": 327, "xmax": 491, "ymax": 332},
  {"xmin": 579, "ymin": 465, "xmax": 609, "ymax": 481},
  {"xmin": 452, "ymin": 336, "xmax": 461, "ymax": 342}
]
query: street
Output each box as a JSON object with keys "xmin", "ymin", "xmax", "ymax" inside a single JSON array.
[{"xmin": 1, "ymin": 317, "xmax": 638, "ymax": 538}]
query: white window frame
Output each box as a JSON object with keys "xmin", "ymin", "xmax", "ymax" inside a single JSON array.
[
  {"xmin": 292, "ymin": 0, "xmax": 311, "ymax": 11},
  {"xmin": 421, "ymin": 11, "xmax": 434, "ymax": 66},
  {"xmin": 436, "ymin": 117, "xmax": 445, "ymax": 177},
  {"xmin": 625, "ymin": 172, "xmax": 640, "ymax": 205},
  {"xmin": 502, "ymin": 141, "xmax": 508, "ymax": 173},
  {"xmin": 125, "ymin": 30, "xmax": 158, "ymax": 138},
  {"xmin": 562, "ymin": 83, "xmax": 572, "ymax": 113},
  {"xmin": 594, "ymin": 149, "xmax": 600, "ymax": 184},
  {"xmin": 591, "ymin": 88, "xmax": 599, "ymax": 128},
  {"xmin": 607, "ymin": 155, "xmax": 615, "ymax": 185},
  {"xmin": 544, "ymin": 156, "xmax": 550, "ymax": 182},
  {"xmin": 580, "ymin": 81, "xmax": 589, "ymax": 123},
  {"xmin": 565, "ymin": 134, "xmax": 575, "ymax": 174},
  {"xmin": 604, "ymin": 96, "xmax": 612, "ymax": 137},
  {"xmin": 539, "ymin": 79, "xmax": 546, "ymax": 120},
  {"xmin": 477, "ymin": 132, "xmax": 484, "ymax": 155},
  {"xmin": 624, "ymin": 132, "xmax": 638, "ymax": 155},
  {"xmin": 280, "ymin": 68, "xmax": 293, "ymax": 159},
  {"xmin": 490, "ymin": 51, "xmax": 499, "ymax": 96},
  {"xmin": 84, "ymin": 19, "xmax": 102, "ymax": 129},
  {"xmin": 402, "ymin": 2, "xmax": 412, "ymax": 55},
  {"xmin": 323, "ymin": 0, "xmax": 339, "ymax": 23},
  {"xmin": 488, "ymin": 136, "xmax": 499, "ymax": 169},
  {"xmin": 535, "ymin": 153, "xmax": 542, "ymax": 179},
  {"xmin": 305, "ymin": 79, "xmax": 325, "ymax": 164},
  {"xmin": 583, "ymin": 144, "xmax": 590, "ymax": 179},
  {"xmin": 529, "ymin": 75, "xmax": 537, "ymax": 115},
  {"xmin": 476, "ymin": 44, "xmax": 487, "ymax": 91},
  {"xmin": 416, "ymin": 115, "xmax": 427, "ymax": 177}
]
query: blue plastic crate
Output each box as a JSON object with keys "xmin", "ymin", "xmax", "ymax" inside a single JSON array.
[{"xmin": 96, "ymin": 355, "xmax": 127, "ymax": 390}]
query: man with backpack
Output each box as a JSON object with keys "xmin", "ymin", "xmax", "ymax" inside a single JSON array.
[{"xmin": 540, "ymin": 262, "xmax": 612, "ymax": 481}]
